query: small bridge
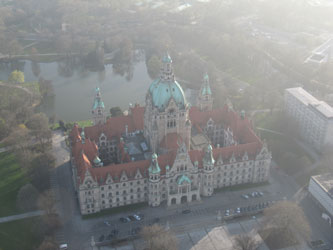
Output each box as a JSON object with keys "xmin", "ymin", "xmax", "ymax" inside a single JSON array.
[{"xmin": 0, "ymin": 53, "xmax": 81, "ymax": 62}]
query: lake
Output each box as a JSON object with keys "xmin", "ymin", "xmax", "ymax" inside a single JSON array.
[{"xmin": 0, "ymin": 52, "xmax": 152, "ymax": 122}]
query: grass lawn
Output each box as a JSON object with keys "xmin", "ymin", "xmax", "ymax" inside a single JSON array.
[
  {"xmin": 76, "ymin": 120, "xmax": 93, "ymax": 127},
  {"xmin": 0, "ymin": 152, "xmax": 28, "ymax": 217},
  {"xmin": 83, "ymin": 202, "xmax": 148, "ymax": 219},
  {"xmin": 0, "ymin": 217, "xmax": 44, "ymax": 250}
]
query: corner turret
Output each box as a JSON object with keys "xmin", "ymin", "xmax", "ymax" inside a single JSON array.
[
  {"xmin": 148, "ymin": 153, "xmax": 161, "ymax": 207},
  {"xmin": 202, "ymin": 144, "xmax": 215, "ymax": 196}
]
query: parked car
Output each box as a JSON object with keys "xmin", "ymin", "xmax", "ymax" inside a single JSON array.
[
  {"xmin": 104, "ymin": 221, "xmax": 111, "ymax": 226},
  {"xmin": 224, "ymin": 209, "xmax": 230, "ymax": 216},
  {"xmin": 242, "ymin": 194, "xmax": 249, "ymax": 199},
  {"xmin": 137, "ymin": 213, "xmax": 144, "ymax": 219},
  {"xmin": 182, "ymin": 209, "xmax": 191, "ymax": 214},
  {"xmin": 59, "ymin": 244, "xmax": 68, "ymax": 250},
  {"xmin": 258, "ymin": 191, "xmax": 264, "ymax": 196},
  {"xmin": 128, "ymin": 215, "xmax": 136, "ymax": 221},
  {"xmin": 106, "ymin": 234, "xmax": 113, "ymax": 240},
  {"xmin": 119, "ymin": 217, "xmax": 129, "ymax": 223},
  {"xmin": 133, "ymin": 214, "xmax": 141, "ymax": 221},
  {"xmin": 112, "ymin": 229, "xmax": 119, "ymax": 235}
]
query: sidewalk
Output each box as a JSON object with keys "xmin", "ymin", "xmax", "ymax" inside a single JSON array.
[{"xmin": 0, "ymin": 210, "xmax": 45, "ymax": 224}]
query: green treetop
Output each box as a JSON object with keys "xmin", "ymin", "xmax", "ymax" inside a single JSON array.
[{"xmin": 9, "ymin": 70, "xmax": 24, "ymax": 84}]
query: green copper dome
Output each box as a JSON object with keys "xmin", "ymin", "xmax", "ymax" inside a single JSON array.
[{"xmin": 149, "ymin": 79, "xmax": 186, "ymax": 111}]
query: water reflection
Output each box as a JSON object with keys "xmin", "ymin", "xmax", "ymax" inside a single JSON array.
[{"xmin": 0, "ymin": 51, "xmax": 152, "ymax": 121}]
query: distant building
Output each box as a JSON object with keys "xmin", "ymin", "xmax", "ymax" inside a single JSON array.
[
  {"xmin": 284, "ymin": 87, "xmax": 333, "ymax": 151},
  {"xmin": 304, "ymin": 37, "xmax": 333, "ymax": 64},
  {"xmin": 70, "ymin": 54, "xmax": 271, "ymax": 215},
  {"xmin": 309, "ymin": 173, "xmax": 333, "ymax": 223}
]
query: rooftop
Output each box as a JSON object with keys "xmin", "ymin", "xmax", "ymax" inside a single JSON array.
[
  {"xmin": 312, "ymin": 173, "xmax": 333, "ymax": 198},
  {"xmin": 286, "ymin": 87, "xmax": 333, "ymax": 118}
]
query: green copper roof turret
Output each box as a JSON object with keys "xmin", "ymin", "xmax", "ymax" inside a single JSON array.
[
  {"xmin": 93, "ymin": 156, "xmax": 101, "ymax": 164},
  {"xmin": 201, "ymin": 73, "xmax": 212, "ymax": 96},
  {"xmin": 203, "ymin": 144, "xmax": 215, "ymax": 165},
  {"xmin": 162, "ymin": 53, "xmax": 172, "ymax": 63},
  {"xmin": 149, "ymin": 154, "xmax": 161, "ymax": 174},
  {"xmin": 177, "ymin": 175, "xmax": 191, "ymax": 185},
  {"xmin": 92, "ymin": 87, "xmax": 105, "ymax": 110}
]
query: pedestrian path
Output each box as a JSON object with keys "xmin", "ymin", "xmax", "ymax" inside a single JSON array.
[{"xmin": 0, "ymin": 210, "xmax": 44, "ymax": 224}]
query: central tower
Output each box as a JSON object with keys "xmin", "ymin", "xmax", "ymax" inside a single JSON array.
[{"xmin": 144, "ymin": 54, "xmax": 191, "ymax": 153}]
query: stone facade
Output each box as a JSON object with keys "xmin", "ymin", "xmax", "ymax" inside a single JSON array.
[{"xmin": 70, "ymin": 54, "xmax": 271, "ymax": 215}]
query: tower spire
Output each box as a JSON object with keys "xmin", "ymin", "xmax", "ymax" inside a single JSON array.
[
  {"xmin": 92, "ymin": 87, "xmax": 106, "ymax": 125},
  {"xmin": 160, "ymin": 52, "xmax": 175, "ymax": 82},
  {"xmin": 197, "ymin": 73, "xmax": 213, "ymax": 111}
]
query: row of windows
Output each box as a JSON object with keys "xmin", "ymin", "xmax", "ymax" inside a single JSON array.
[{"xmin": 100, "ymin": 180, "xmax": 147, "ymax": 190}]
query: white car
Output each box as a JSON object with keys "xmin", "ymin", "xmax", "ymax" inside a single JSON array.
[
  {"xmin": 133, "ymin": 214, "xmax": 141, "ymax": 221},
  {"xmin": 59, "ymin": 244, "xmax": 68, "ymax": 250},
  {"xmin": 242, "ymin": 194, "xmax": 249, "ymax": 199}
]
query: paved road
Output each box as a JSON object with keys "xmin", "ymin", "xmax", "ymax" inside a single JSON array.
[{"xmin": 0, "ymin": 210, "xmax": 44, "ymax": 224}]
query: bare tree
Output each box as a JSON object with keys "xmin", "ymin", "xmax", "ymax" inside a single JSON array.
[
  {"xmin": 233, "ymin": 234, "xmax": 258, "ymax": 250},
  {"xmin": 262, "ymin": 201, "xmax": 311, "ymax": 242},
  {"xmin": 4, "ymin": 125, "xmax": 30, "ymax": 154},
  {"xmin": 25, "ymin": 113, "xmax": 52, "ymax": 152},
  {"xmin": 37, "ymin": 237, "xmax": 58, "ymax": 250},
  {"xmin": 141, "ymin": 224, "xmax": 178, "ymax": 250},
  {"xmin": 38, "ymin": 190, "xmax": 57, "ymax": 215}
]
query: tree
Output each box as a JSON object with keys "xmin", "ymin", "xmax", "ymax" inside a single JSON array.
[
  {"xmin": 262, "ymin": 201, "xmax": 311, "ymax": 243},
  {"xmin": 141, "ymin": 224, "xmax": 178, "ymax": 250},
  {"xmin": 16, "ymin": 183, "xmax": 39, "ymax": 212},
  {"xmin": 38, "ymin": 77, "xmax": 54, "ymax": 98},
  {"xmin": 233, "ymin": 234, "xmax": 258, "ymax": 250},
  {"xmin": 4, "ymin": 124, "xmax": 30, "ymax": 154},
  {"xmin": 38, "ymin": 190, "xmax": 57, "ymax": 215},
  {"xmin": 110, "ymin": 106, "xmax": 123, "ymax": 117},
  {"xmin": 26, "ymin": 113, "xmax": 52, "ymax": 152},
  {"xmin": 37, "ymin": 237, "xmax": 58, "ymax": 250},
  {"xmin": 8, "ymin": 70, "xmax": 24, "ymax": 84},
  {"xmin": 28, "ymin": 153, "xmax": 55, "ymax": 191},
  {"xmin": 147, "ymin": 55, "xmax": 161, "ymax": 79}
]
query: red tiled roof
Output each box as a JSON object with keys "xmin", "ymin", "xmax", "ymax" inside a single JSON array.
[
  {"xmin": 69, "ymin": 124, "xmax": 81, "ymax": 144},
  {"xmin": 131, "ymin": 105, "xmax": 145, "ymax": 130},
  {"xmin": 70, "ymin": 104, "xmax": 263, "ymax": 185},
  {"xmin": 189, "ymin": 105, "xmax": 261, "ymax": 145},
  {"xmin": 82, "ymin": 105, "xmax": 145, "ymax": 142},
  {"xmin": 160, "ymin": 133, "xmax": 183, "ymax": 150},
  {"xmin": 72, "ymin": 138, "xmax": 98, "ymax": 163}
]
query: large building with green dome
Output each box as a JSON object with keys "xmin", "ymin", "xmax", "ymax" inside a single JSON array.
[{"xmin": 69, "ymin": 54, "xmax": 271, "ymax": 214}]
